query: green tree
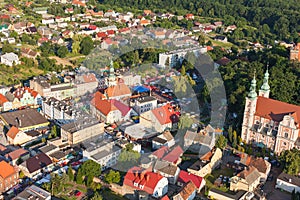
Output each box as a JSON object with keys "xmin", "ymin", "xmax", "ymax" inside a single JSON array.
[
  {"xmin": 198, "ymin": 34, "xmax": 205, "ymax": 46},
  {"xmin": 9, "ymin": 30, "xmax": 18, "ymax": 39},
  {"xmin": 2, "ymin": 44, "xmax": 14, "ymax": 53},
  {"xmin": 232, "ymin": 130, "xmax": 237, "ymax": 148},
  {"xmin": 104, "ymin": 170, "xmax": 120, "ymax": 184},
  {"xmin": 181, "ymin": 65, "xmax": 186, "ymax": 76},
  {"xmin": 80, "ymin": 36, "xmax": 94, "ymax": 55},
  {"xmin": 57, "ymin": 46, "xmax": 69, "ymax": 58},
  {"xmin": 67, "ymin": 165, "xmax": 74, "ymax": 181},
  {"xmin": 90, "ymin": 192, "xmax": 103, "ymax": 200},
  {"xmin": 90, "ymin": 182, "xmax": 102, "ymax": 191},
  {"xmin": 215, "ymin": 134, "xmax": 227, "ymax": 149},
  {"xmin": 79, "ymin": 160, "xmax": 102, "ymax": 178},
  {"xmin": 19, "ymin": 171, "xmax": 25, "ymax": 179},
  {"xmin": 76, "ymin": 170, "xmax": 84, "ymax": 184},
  {"xmin": 228, "ymin": 126, "xmax": 233, "ymax": 143},
  {"xmin": 280, "ymin": 148, "xmax": 300, "ymax": 175}
]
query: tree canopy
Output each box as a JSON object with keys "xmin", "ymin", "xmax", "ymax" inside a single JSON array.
[{"xmin": 280, "ymin": 148, "xmax": 300, "ymax": 175}]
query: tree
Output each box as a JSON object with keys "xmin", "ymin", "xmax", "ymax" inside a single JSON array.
[
  {"xmin": 181, "ymin": 65, "xmax": 186, "ymax": 76},
  {"xmin": 280, "ymin": 148, "xmax": 300, "ymax": 175},
  {"xmin": 232, "ymin": 130, "xmax": 237, "ymax": 148},
  {"xmin": 79, "ymin": 160, "xmax": 102, "ymax": 178},
  {"xmin": 2, "ymin": 44, "xmax": 14, "ymax": 53},
  {"xmin": 198, "ymin": 34, "xmax": 205, "ymax": 46},
  {"xmin": 228, "ymin": 126, "xmax": 233, "ymax": 143},
  {"xmin": 80, "ymin": 36, "xmax": 94, "ymax": 55},
  {"xmin": 67, "ymin": 165, "xmax": 74, "ymax": 181},
  {"xmin": 165, "ymin": 57, "xmax": 170, "ymax": 67},
  {"xmin": 90, "ymin": 181, "xmax": 101, "ymax": 191},
  {"xmin": 9, "ymin": 30, "xmax": 18, "ymax": 39},
  {"xmin": 215, "ymin": 135, "xmax": 227, "ymax": 149},
  {"xmin": 57, "ymin": 46, "xmax": 69, "ymax": 58},
  {"xmin": 76, "ymin": 170, "xmax": 84, "ymax": 184},
  {"xmin": 178, "ymin": 114, "xmax": 193, "ymax": 130},
  {"xmin": 104, "ymin": 170, "xmax": 120, "ymax": 184},
  {"xmin": 90, "ymin": 192, "xmax": 103, "ymax": 200},
  {"xmin": 19, "ymin": 171, "xmax": 25, "ymax": 179}
]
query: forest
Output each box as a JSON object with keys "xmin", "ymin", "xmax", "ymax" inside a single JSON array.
[{"xmin": 98, "ymin": 0, "xmax": 300, "ymax": 42}]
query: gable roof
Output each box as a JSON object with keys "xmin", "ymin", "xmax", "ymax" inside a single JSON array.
[
  {"xmin": 237, "ymin": 166, "xmax": 261, "ymax": 185},
  {"xmin": 0, "ymin": 161, "xmax": 16, "ymax": 179},
  {"xmin": 162, "ymin": 146, "xmax": 183, "ymax": 163},
  {"xmin": 24, "ymin": 152, "xmax": 52, "ymax": 173},
  {"xmin": 178, "ymin": 170, "xmax": 204, "ymax": 189},
  {"xmin": 0, "ymin": 93, "xmax": 8, "ymax": 105},
  {"xmin": 277, "ymin": 172, "xmax": 300, "ymax": 187},
  {"xmin": 154, "ymin": 160, "xmax": 178, "ymax": 176},
  {"xmin": 111, "ymin": 99, "xmax": 131, "ymax": 116},
  {"xmin": 152, "ymin": 146, "xmax": 169, "ymax": 159},
  {"xmin": 176, "ymin": 181, "xmax": 197, "ymax": 199},
  {"xmin": 5, "ymin": 148, "xmax": 29, "ymax": 161},
  {"xmin": 256, "ymin": 96, "xmax": 300, "ymax": 125},
  {"xmin": 152, "ymin": 104, "xmax": 179, "ymax": 125},
  {"xmin": 240, "ymin": 155, "xmax": 270, "ymax": 174},
  {"xmin": 124, "ymin": 166, "xmax": 165, "ymax": 195},
  {"xmin": 6, "ymin": 126, "xmax": 20, "ymax": 139},
  {"xmin": 105, "ymin": 82, "xmax": 131, "ymax": 98}
]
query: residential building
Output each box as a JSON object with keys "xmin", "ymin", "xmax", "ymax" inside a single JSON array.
[
  {"xmin": 0, "ymin": 108, "xmax": 49, "ymax": 132},
  {"xmin": 241, "ymin": 70, "xmax": 300, "ymax": 154},
  {"xmin": 20, "ymin": 48, "xmax": 39, "ymax": 59},
  {"xmin": 121, "ymin": 122, "xmax": 157, "ymax": 141},
  {"xmin": 91, "ymin": 91, "xmax": 132, "ymax": 123},
  {"xmin": 4, "ymin": 148, "xmax": 30, "ymax": 165},
  {"xmin": 0, "ymin": 161, "xmax": 18, "ymax": 194},
  {"xmin": 162, "ymin": 146, "xmax": 183, "ymax": 165},
  {"xmin": 177, "ymin": 170, "xmax": 206, "ymax": 192},
  {"xmin": 82, "ymin": 139, "xmax": 122, "ymax": 170},
  {"xmin": 275, "ymin": 172, "xmax": 300, "ymax": 193},
  {"xmin": 132, "ymin": 96, "xmax": 157, "ymax": 115},
  {"xmin": 0, "ymin": 93, "xmax": 12, "ymax": 111},
  {"xmin": 140, "ymin": 104, "xmax": 179, "ymax": 133},
  {"xmin": 19, "ymin": 152, "xmax": 52, "ymax": 178},
  {"xmin": 74, "ymin": 73, "xmax": 98, "ymax": 96},
  {"xmin": 6, "ymin": 126, "xmax": 38, "ymax": 145},
  {"xmin": 13, "ymin": 185, "xmax": 51, "ymax": 200},
  {"xmin": 230, "ymin": 166, "xmax": 261, "ymax": 192},
  {"xmin": 290, "ymin": 43, "xmax": 300, "ymax": 62},
  {"xmin": 208, "ymin": 188, "xmax": 248, "ymax": 200},
  {"xmin": 187, "ymin": 148, "xmax": 222, "ymax": 177},
  {"xmin": 240, "ymin": 155, "xmax": 271, "ymax": 182},
  {"xmin": 42, "ymin": 97, "xmax": 78, "ymax": 120},
  {"xmin": 60, "ymin": 118, "xmax": 104, "ymax": 145},
  {"xmin": 152, "ymin": 130, "xmax": 175, "ymax": 150},
  {"xmin": 124, "ymin": 166, "xmax": 169, "ymax": 198},
  {"xmin": 172, "ymin": 181, "xmax": 197, "ymax": 200},
  {"xmin": 153, "ymin": 160, "xmax": 180, "ymax": 184},
  {"xmin": 0, "ymin": 52, "xmax": 20, "ymax": 66}
]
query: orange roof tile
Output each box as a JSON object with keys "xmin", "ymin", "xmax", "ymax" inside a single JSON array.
[
  {"xmin": 0, "ymin": 94, "xmax": 8, "ymax": 105},
  {"xmin": 105, "ymin": 82, "xmax": 131, "ymax": 98},
  {"xmin": 7, "ymin": 126, "xmax": 20, "ymax": 140},
  {"xmin": 5, "ymin": 148, "xmax": 29, "ymax": 161},
  {"xmin": 0, "ymin": 161, "xmax": 16, "ymax": 179}
]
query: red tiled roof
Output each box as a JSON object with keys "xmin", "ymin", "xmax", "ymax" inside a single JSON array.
[
  {"xmin": 5, "ymin": 148, "xmax": 29, "ymax": 161},
  {"xmin": 178, "ymin": 181, "xmax": 197, "ymax": 199},
  {"xmin": 162, "ymin": 146, "xmax": 183, "ymax": 163},
  {"xmin": 161, "ymin": 195, "xmax": 170, "ymax": 200},
  {"xmin": 105, "ymin": 82, "xmax": 131, "ymax": 98},
  {"xmin": 0, "ymin": 93, "xmax": 8, "ymax": 105},
  {"xmin": 96, "ymin": 32, "xmax": 107, "ymax": 38},
  {"xmin": 256, "ymin": 96, "xmax": 300, "ymax": 125},
  {"xmin": 152, "ymin": 104, "xmax": 179, "ymax": 125},
  {"xmin": 152, "ymin": 146, "xmax": 169, "ymax": 159},
  {"xmin": 83, "ymin": 73, "xmax": 97, "ymax": 83},
  {"xmin": 106, "ymin": 30, "xmax": 115, "ymax": 35},
  {"xmin": 88, "ymin": 25, "xmax": 97, "ymax": 30},
  {"xmin": 7, "ymin": 126, "xmax": 20, "ymax": 140},
  {"xmin": 178, "ymin": 170, "xmax": 204, "ymax": 189},
  {"xmin": 91, "ymin": 96, "xmax": 117, "ymax": 116},
  {"xmin": 0, "ymin": 144, "xmax": 7, "ymax": 152},
  {"xmin": 111, "ymin": 100, "xmax": 131, "ymax": 116},
  {"xmin": 124, "ymin": 166, "xmax": 164, "ymax": 195},
  {"xmin": 0, "ymin": 161, "xmax": 17, "ymax": 179}
]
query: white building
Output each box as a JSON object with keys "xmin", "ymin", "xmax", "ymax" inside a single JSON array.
[
  {"xmin": 276, "ymin": 172, "xmax": 300, "ymax": 193},
  {"xmin": 0, "ymin": 52, "xmax": 20, "ymax": 66},
  {"xmin": 83, "ymin": 139, "xmax": 122, "ymax": 170},
  {"xmin": 131, "ymin": 96, "xmax": 157, "ymax": 115}
]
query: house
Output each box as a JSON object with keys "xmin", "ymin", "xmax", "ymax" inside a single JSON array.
[
  {"xmin": 185, "ymin": 14, "xmax": 194, "ymax": 20},
  {"xmin": 21, "ymin": 48, "xmax": 38, "ymax": 59},
  {"xmin": 144, "ymin": 10, "xmax": 152, "ymax": 16},
  {"xmin": 140, "ymin": 104, "xmax": 179, "ymax": 133},
  {"xmin": 13, "ymin": 185, "xmax": 51, "ymax": 200},
  {"xmin": 124, "ymin": 166, "xmax": 169, "ymax": 198},
  {"xmin": 140, "ymin": 19, "xmax": 151, "ymax": 26},
  {"xmin": 172, "ymin": 181, "xmax": 197, "ymax": 200},
  {"xmin": 60, "ymin": 118, "xmax": 104, "ymax": 145},
  {"xmin": 0, "ymin": 93, "xmax": 12, "ymax": 111},
  {"xmin": 132, "ymin": 96, "xmax": 157, "ymax": 115},
  {"xmin": 187, "ymin": 148, "xmax": 222, "ymax": 177},
  {"xmin": 154, "ymin": 160, "xmax": 180, "ymax": 184},
  {"xmin": 240, "ymin": 155, "xmax": 271, "ymax": 182},
  {"xmin": 230, "ymin": 166, "xmax": 261, "ymax": 192},
  {"xmin": 162, "ymin": 146, "xmax": 183, "ymax": 165},
  {"xmin": 6, "ymin": 126, "xmax": 35, "ymax": 145},
  {"xmin": 214, "ymin": 21, "xmax": 223, "ymax": 27},
  {"xmin": 104, "ymin": 79, "xmax": 132, "ymax": 100},
  {"xmin": 241, "ymin": 70, "xmax": 300, "ymax": 153},
  {"xmin": 4, "ymin": 148, "xmax": 30, "ymax": 165},
  {"xmin": 225, "ymin": 25, "xmax": 237, "ymax": 33},
  {"xmin": 152, "ymin": 130, "xmax": 175, "ymax": 150},
  {"xmin": 275, "ymin": 172, "xmax": 300, "ymax": 193},
  {"xmin": 62, "ymin": 30, "xmax": 74, "ymax": 39},
  {"xmin": 290, "ymin": 43, "xmax": 300, "ymax": 62},
  {"xmin": 91, "ymin": 92, "xmax": 132, "ymax": 123},
  {"xmin": 0, "ymin": 52, "xmax": 20, "ymax": 66},
  {"xmin": 82, "ymin": 139, "xmax": 122, "ymax": 171},
  {"xmin": 215, "ymin": 35, "xmax": 228, "ymax": 42},
  {"xmin": 0, "ymin": 161, "xmax": 19, "ymax": 193},
  {"xmin": 25, "ymin": 26, "xmax": 37, "ymax": 34},
  {"xmin": 177, "ymin": 170, "xmax": 206, "ymax": 192},
  {"xmin": 19, "ymin": 152, "xmax": 52, "ymax": 178},
  {"xmin": 0, "ymin": 108, "xmax": 49, "ymax": 132},
  {"xmin": 208, "ymin": 188, "xmax": 248, "ymax": 200},
  {"xmin": 33, "ymin": 7, "xmax": 48, "ymax": 15}
]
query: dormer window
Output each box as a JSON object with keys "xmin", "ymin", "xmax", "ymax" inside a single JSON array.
[
  {"xmin": 134, "ymin": 182, "xmax": 138, "ymax": 187},
  {"xmin": 139, "ymin": 184, "xmax": 144, "ymax": 189}
]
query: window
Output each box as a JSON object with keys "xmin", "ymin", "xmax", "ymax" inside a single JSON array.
[
  {"xmin": 284, "ymin": 132, "xmax": 288, "ymax": 138},
  {"xmin": 283, "ymin": 142, "xmax": 287, "ymax": 145}
]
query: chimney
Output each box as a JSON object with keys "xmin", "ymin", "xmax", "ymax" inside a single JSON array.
[
  {"xmin": 145, "ymin": 174, "xmax": 150, "ymax": 182},
  {"xmin": 134, "ymin": 171, "xmax": 138, "ymax": 177}
]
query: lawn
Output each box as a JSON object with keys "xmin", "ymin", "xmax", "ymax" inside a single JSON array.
[
  {"xmin": 102, "ymin": 189, "xmax": 129, "ymax": 200},
  {"xmin": 56, "ymin": 182, "xmax": 88, "ymax": 200},
  {"xmin": 204, "ymin": 167, "xmax": 235, "ymax": 193}
]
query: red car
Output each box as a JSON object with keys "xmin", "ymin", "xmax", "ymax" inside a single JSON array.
[{"xmin": 75, "ymin": 191, "xmax": 82, "ymax": 197}]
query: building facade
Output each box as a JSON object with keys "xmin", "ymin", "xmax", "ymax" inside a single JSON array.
[
  {"xmin": 241, "ymin": 69, "xmax": 300, "ymax": 154},
  {"xmin": 0, "ymin": 161, "xmax": 18, "ymax": 194}
]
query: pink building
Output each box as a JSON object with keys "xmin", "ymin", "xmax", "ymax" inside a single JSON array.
[{"xmin": 241, "ymin": 69, "xmax": 300, "ymax": 154}]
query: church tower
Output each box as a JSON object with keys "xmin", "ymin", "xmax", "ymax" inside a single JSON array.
[
  {"xmin": 108, "ymin": 59, "xmax": 117, "ymax": 87},
  {"xmin": 241, "ymin": 74, "xmax": 258, "ymax": 143},
  {"xmin": 259, "ymin": 68, "xmax": 270, "ymax": 98}
]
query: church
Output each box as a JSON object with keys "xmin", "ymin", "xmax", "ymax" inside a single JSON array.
[{"xmin": 241, "ymin": 69, "xmax": 300, "ymax": 154}]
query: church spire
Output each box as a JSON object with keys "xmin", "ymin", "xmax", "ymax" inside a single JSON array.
[
  {"xmin": 248, "ymin": 72, "xmax": 257, "ymax": 99},
  {"xmin": 108, "ymin": 58, "xmax": 116, "ymax": 87},
  {"xmin": 259, "ymin": 66, "xmax": 270, "ymax": 98}
]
